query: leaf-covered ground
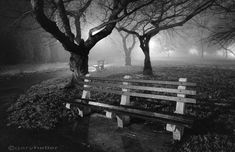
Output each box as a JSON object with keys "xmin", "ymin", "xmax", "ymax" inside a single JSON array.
[
  {"xmin": 7, "ymin": 65, "xmax": 235, "ymax": 151},
  {"xmin": 7, "ymin": 77, "xmax": 82, "ymax": 129}
]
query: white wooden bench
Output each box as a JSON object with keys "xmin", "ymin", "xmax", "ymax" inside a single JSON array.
[
  {"xmin": 93, "ymin": 60, "xmax": 104, "ymax": 71},
  {"xmin": 65, "ymin": 74, "xmax": 197, "ymax": 140}
]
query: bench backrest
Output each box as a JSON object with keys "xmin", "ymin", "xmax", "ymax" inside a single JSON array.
[
  {"xmin": 95, "ymin": 60, "xmax": 104, "ymax": 71},
  {"xmin": 78, "ymin": 75, "xmax": 196, "ymax": 105}
]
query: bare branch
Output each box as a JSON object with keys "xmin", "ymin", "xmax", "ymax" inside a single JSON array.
[
  {"xmin": 89, "ymin": 0, "xmax": 154, "ymax": 37},
  {"xmin": 129, "ymin": 34, "xmax": 137, "ymax": 51},
  {"xmin": 55, "ymin": 0, "xmax": 74, "ymax": 41},
  {"xmin": 30, "ymin": 0, "xmax": 83, "ymax": 55},
  {"xmin": 79, "ymin": 0, "xmax": 93, "ymax": 15},
  {"xmin": 117, "ymin": 27, "xmax": 140, "ymax": 38}
]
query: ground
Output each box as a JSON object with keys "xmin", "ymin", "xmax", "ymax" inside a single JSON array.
[{"xmin": 0, "ymin": 60, "xmax": 235, "ymax": 152}]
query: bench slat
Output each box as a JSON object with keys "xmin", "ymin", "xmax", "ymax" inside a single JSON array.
[
  {"xmin": 81, "ymin": 76, "xmax": 196, "ymax": 86},
  {"xmin": 83, "ymin": 87, "xmax": 196, "ymax": 104},
  {"xmin": 82, "ymin": 81, "xmax": 196, "ymax": 95},
  {"xmin": 70, "ymin": 100, "xmax": 193, "ymax": 128}
]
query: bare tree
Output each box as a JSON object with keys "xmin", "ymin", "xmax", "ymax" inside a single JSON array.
[
  {"xmin": 30, "ymin": 0, "xmax": 155, "ymax": 85},
  {"xmin": 192, "ymin": 14, "xmax": 211, "ymax": 58},
  {"xmin": 157, "ymin": 30, "xmax": 177, "ymax": 57},
  {"xmin": 116, "ymin": 28, "xmax": 137, "ymax": 66},
  {"xmin": 118, "ymin": 0, "xmax": 216, "ymax": 75},
  {"xmin": 208, "ymin": 0, "xmax": 235, "ymax": 57}
]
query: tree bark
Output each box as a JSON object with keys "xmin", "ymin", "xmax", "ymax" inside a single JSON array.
[
  {"xmin": 125, "ymin": 52, "xmax": 131, "ymax": 66},
  {"xmin": 122, "ymin": 38, "xmax": 132, "ymax": 66},
  {"xmin": 65, "ymin": 52, "xmax": 88, "ymax": 88},
  {"xmin": 70, "ymin": 53, "xmax": 88, "ymax": 76},
  {"xmin": 65, "ymin": 38, "xmax": 89, "ymax": 86},
  {"xmin": 139, "ymin": 36, "xmax": 153, "ymax": 75},
  {"xmin": 143, "ymin": 48, "xmax": 153, "ymax": 75}
]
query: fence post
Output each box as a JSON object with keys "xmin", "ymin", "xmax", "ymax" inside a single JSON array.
[
  {"xmin": 77, "ymin": 74, "xmax": 92, "ymax": 117},
  {"xmin": 116, "ymin": 75, "xmax": 131, "ymax": 128},
  {"xmin": 166, "ymin": 78, "xmax": 187, "ymax": 141}
]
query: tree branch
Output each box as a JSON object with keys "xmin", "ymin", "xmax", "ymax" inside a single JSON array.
[
  {"xmin": 88, "ymin": 0, "xmax": 154, "ymax": 37},
  {"xmin": 118, "ymin": 27, "xmax": 140, "ymax": 38},
  {"xmin": 55, "ymin": 0, "xmax": 74, "ymax": 41},
  {"xmin": 30, "ymin": 0, "xmax": 87, "ymax": 55},
  {"xmin": 128, "ymin": 35, "xmax": 137, "ymax": 51},
  {"xmin": 157, "ymin": 0, "xmax": 216, "ymax": 31}
]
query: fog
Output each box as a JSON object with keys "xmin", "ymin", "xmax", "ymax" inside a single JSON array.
[
  {"xmin": 0, "ymin": 23, "xmax": 234, "ymax": 67},
  {"xmin": 1, "ymin": 1, "xmax": 234, "ymax": 151},
  {"xmin": 88, "ymin": 31, "xmax": 235, "ymax": 66},
  {"xmin": 0, "ymin": 0, "xmax": 234, "ymax": 69}
]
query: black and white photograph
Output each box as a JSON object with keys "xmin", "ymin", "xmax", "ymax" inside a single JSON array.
[{"xmin": 0, "ymin": 0, "xmax": 234, "ymax": 151}]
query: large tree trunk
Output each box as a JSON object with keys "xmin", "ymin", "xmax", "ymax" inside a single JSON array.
[
  {"xmin": 139, "ymin": 36, "xmax": 153, "ymax": 75},
  {"xmin": 67, "ymin": 40, "xmax": 89, "ymax": 87},
  {"xmin": 70, "ymin": 53, "xmax": 88, "ymax": 76},
  {"xmin": 67, "ymin": 52, "xmax": 88, "ymax": 88},
  {"xmin": 143, "ymin": 48, "xmax": 153, "ymax": 75}
]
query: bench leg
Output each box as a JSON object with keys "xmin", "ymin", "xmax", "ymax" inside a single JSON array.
[
  {"xmin": 116, "ymin": 115, "xmax": 130, "ymax": 128},
  {"xmin": 65, "ymin": 102, "xmax": 91, "ymax": 117},
  {"xmin": 166, "ymin": 102, "xmax": 185, "ymax": 140},
  {"xmin": 166, "ymin": 124, "xmax": 184, "ymax": 141},
  {"xmin": 166, "ymin": 78, "xmax": 187, "ymax": 141},
  {"xmin": 65, "ymin": 103, "xmax": 71, "ymax": 109},
  {"xmin": 116, "ymin": 75, "xmax": 131, "ymax": 128},
  {"xmin": 166, "ymin": 124, "xmax": 175, "ymax": 132},
  {"xmin": 173, "ymin": 126, "xmax": 184, "ymax": 141},
  {"xmin": 77, "ymin": 107, "xmax": 91, "ymax": 117},
  {"xmin": 105, "ymin": 111, "xmax": 113, "ymax": 119},
  {"xmin": 78, "ymin": 74, "xmax": 92, "ymax": 117}
]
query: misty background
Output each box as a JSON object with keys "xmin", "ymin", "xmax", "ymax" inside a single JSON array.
[{"xmin": 0, "ymin": 0, "xmax": 234, "ymax": 68}]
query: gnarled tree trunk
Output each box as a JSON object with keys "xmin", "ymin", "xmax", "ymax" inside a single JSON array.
[
  {"xmin": 139, "ymin": 36, "xmax": 153, "ymax": 75},
  {"xmin": 143, "ymin": 49, "xmax": 152, "ymax": 75},
  {"xmin": 69, "ymin": 52, "xmax": 88, "ymax": 86}
]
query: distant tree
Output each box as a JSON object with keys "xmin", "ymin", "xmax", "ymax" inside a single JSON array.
[
  {"xmin": 157, "ymin": 30, "xmax": 177, "ymax": 57},
  {"xmin": 97, "ymin": 4, "xmax": 139, "ymax": 66},
  {"xmin": 192, "ymin": 14, "xmax": 211, "ymax": 58},
  {"xmin": 160, "ymin": 45, "xmax": 175, "ymax": 57},
  {"xmin": 116, "ymin": 28, "xmax": 137, "ymax": 66},
  {"xmin": 118, "ymin": 0, "xmax": 216, "ymax": 75},
  {"xmin": 208, "ymin": 0, "xmax": 235, "ymax": 57}
]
